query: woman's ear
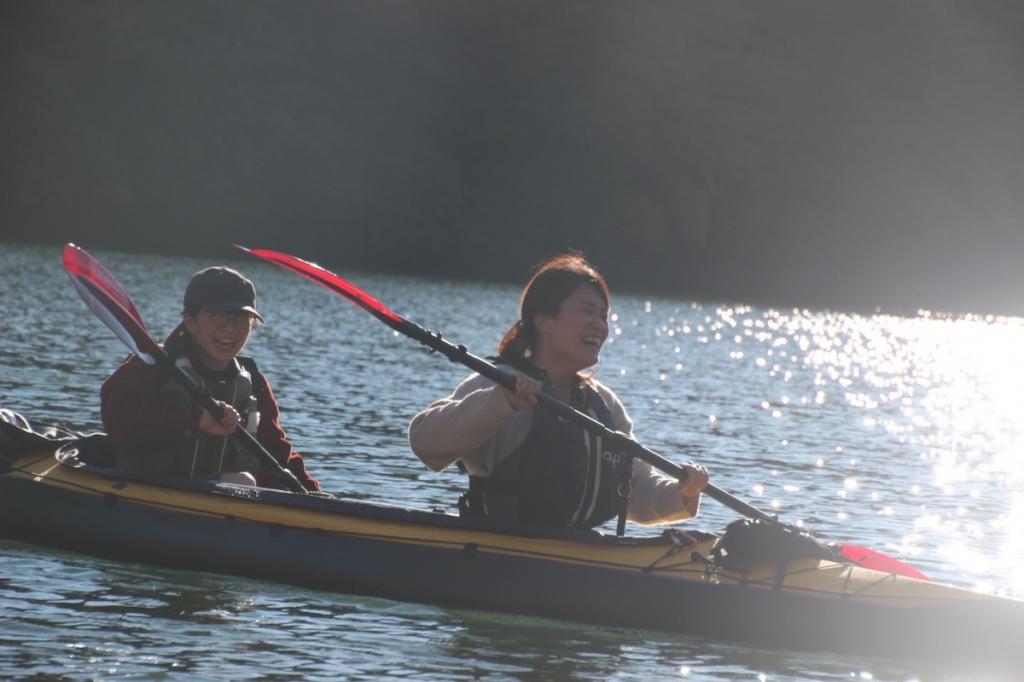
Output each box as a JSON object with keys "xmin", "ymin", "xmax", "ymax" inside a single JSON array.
[{"xmin": 533, "ymin": 313, "xmax": 552, "ymax": 337}]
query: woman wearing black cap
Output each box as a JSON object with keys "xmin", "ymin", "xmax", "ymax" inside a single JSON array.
[{"xmin": 100, "ymin": 266, "xmax": 320, "ymax": 491}]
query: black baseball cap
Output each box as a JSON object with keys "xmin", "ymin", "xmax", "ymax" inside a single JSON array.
[{"xmin": 183, "ymin": 266, "xmax": 264, "ymax": 322}]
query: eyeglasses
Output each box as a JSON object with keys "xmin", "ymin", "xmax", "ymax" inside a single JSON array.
[{"xmin": 200, "ymin": 310, "xmax": 255, "ymax": 328}]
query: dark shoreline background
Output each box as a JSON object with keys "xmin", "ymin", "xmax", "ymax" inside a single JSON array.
[{"xmin": 4, "ymin": 1, "xmax": 1023, "ymax": 315}]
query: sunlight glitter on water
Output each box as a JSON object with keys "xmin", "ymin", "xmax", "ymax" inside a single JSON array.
[
  {"xmin": 1003, "ymin": 493, "xmax": 1024, "ymax": 595},
  {"xmin": 626, "ymin": 300, "xmax": 1024, "ymax": 595}
]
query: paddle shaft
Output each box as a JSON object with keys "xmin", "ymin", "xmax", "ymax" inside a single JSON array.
[
  {"xmin": 154, "ymin": 349, "xmax": 308, "ymax": 494},
  {"xmin": 391, "ymin": 315, "xmax": 774, "ymax": 523},
  {"xmin": 238, "ymin": 245, "xmax": 776, "ymax": 521}
]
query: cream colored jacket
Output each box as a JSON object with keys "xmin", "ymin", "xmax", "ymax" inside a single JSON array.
[{"xmin": 408, "ymin": 371, "xmax": 699, "ymax": 525}]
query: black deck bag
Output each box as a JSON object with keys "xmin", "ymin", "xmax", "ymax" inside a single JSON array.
[{"xmin": 711, "ymin": 518, "xmax": 838, "ymax": 572}]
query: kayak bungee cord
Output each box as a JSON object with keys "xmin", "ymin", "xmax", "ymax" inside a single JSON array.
[
  {"xmin": 237, "ymin": 246, "xmax": 928, "ymax": 580},
  {"xmin": 62, "ymin": 243, "xmax": 308, "ymax": 494}
]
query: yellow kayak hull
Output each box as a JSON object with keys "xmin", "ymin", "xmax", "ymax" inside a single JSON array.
[{"xmin": 2, "ymin": 446, "xmax": 1022, "ymax": 671}]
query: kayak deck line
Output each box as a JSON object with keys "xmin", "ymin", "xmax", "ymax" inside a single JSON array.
[
  {"xmin": 5, "ymin": 449, "xmax": 718, "ymax": 573},
  {"xmin": 3, "ymin": 448, "xmax": 997, "ymax": 608}
]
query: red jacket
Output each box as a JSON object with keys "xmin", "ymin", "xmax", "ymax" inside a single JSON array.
[{"xmin": 100, "ymin": 330, "xmax": 320, "ymax": 492}]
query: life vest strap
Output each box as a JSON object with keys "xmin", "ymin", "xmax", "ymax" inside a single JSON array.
[{"xmin": 468, "ymin": 475, "xmax": 521, "ymax": 496}]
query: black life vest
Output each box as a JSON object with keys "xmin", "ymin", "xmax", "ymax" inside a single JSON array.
[
  {"xmin": 463, "ymin": 374, "xmax": 633, "ymax": 531},
  {"xmin": 115, "ymin": 351, "xmax": 262, "ymax": 480}
]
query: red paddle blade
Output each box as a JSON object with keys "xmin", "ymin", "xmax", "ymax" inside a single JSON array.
[
  {"xmin": 839, "ymin": 543, "xmax": 929, "ymax": 581},
  {"xmin": 63, "ymin": 243, "xmax": 160, "ymax": 365},
  {"xmin": 236, "ymin": 246, "xmax": 405, "ymax": 327},
  {"xmin": 63, "ymin": 244, "xmax": 145, "ymax": 327}
]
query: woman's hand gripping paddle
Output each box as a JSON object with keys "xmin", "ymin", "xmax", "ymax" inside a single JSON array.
[
  {"xmin": 62, "ymin": 243, "xmax": 308, "ymax": 494},
  {"xmin": 238, "ymin": 245, "xmax": 928, "ymax": 579}
]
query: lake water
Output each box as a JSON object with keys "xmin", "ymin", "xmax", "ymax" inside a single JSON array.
[{"xmin": 2, "ymin": 242, "xmax": 1023, "ymax": 681}]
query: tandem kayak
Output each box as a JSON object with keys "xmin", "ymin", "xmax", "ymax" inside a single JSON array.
[{"xmin": 2, "ymin": 428, "xmax": 1023, "ymax": 673}]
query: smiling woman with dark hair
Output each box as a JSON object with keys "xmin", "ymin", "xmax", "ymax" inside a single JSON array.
[
  {"xmin": 409, "ymin": 252, "xmax": 708, "ymax": 532},
  {"xmin": 100, "ymin": 266, "xmax": 319, "ymax": 491}
]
